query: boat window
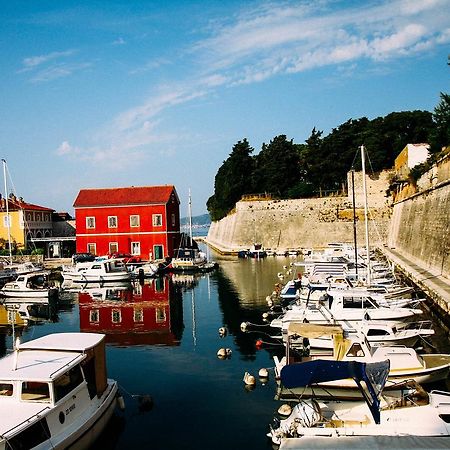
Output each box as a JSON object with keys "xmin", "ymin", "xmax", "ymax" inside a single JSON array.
[
  {"xmin": 0, "ymin": 382, "xmax": 13, "ymax": 396},
  {"xmin": 54, "ymin": 365, "xmax": 84, "ymax": 402},
  {"xmin": 346, "ymin": 343, "xmax": 365, "ymax": 357},
  {"xmin": 5, "ymin": 418, "xmax": 51, "ymax": 449},
  {"xmin": 21, "ymin": 381, "xmax": 51, "ymax": 402},
  {"xmin": 366, "ymin": 329, "xmax": 389, "ymax": 337}
]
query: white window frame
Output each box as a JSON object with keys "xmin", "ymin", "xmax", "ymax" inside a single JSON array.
[
  {"xmin": 133, "ymin": 308, "xmax": 144, "ymax": 323},
  {"xmin": 108, "ymin": 216, "xmax": 118, "ymax": 228},
  {"xmin": 131, "ymin": 241, "xmax": 141, "ymax": 256},
  {"xmin": 153, "ymin": 214, "xmax": 163, "ymax": 227},
  {"xmin": 112, "ymin": 309, "xmax": 122, "ymax": 324},
  {"xmin": 109, "ymin": 242, "xmax": 118, "ymax": 254},
  {"xmin": 155, "ymin": 307, "xmax": 166, "ymax": 323},
  {"xmin": 89, "ymin": 309, "xmax": 99, "ymax": 323},
  {"xmin": 130, "ymin": 215, "xmax": 140, "ymax": 227},
  {"xmin": 86, "ymin": 217, "xmax": 96, "ymax": 229},
  {"xmin": 87, "ymin": 243, "xmax": 96, "ymax": 255}
]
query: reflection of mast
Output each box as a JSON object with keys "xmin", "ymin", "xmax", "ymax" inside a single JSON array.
[{"xmin": 191, "ymin": 289, "xmax": 196, "ymax": 347}]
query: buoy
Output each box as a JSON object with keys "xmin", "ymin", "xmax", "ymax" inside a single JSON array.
[
  {"xmin": 243, "ymin": 371, "xmax": 256, "ymax": 386},
  {"xmin": 117, "ymin": 393, "xmax": 125, "ymax": 411},
  {"xmin": 219, "ymin": 326, "xmax": 227, "ymax": 337},
  {"xmin": 217, "ymin": 348, "xmax": 227, "ymax": 359},
  {"xmin": 255, "ymin": 339, "xmax": 263, "ymax": 349},
  {"xmin": 278, "ymin": 403, "xmax": 292, "ymax": 416},
  {"xmin": 262, "ymin": 312, "xmax": 269, "ymax": 320},
  {"xmin": 267, "ymin": 298, "xmax": 273, "ymax": 307},
  {"xmin": 240, "ymin": 322, "xmax": 248, "ymax": 332},
  {"xmin": 217, "ymin": 348, "xmax": 232, "ymax": 359},
  {"xmin": 258, "ymin": 367, "xmax": 269, "ymax": 379},
  {"xmin": 283, "ymin": 265, "xmax": 287, "ymax": 270}
]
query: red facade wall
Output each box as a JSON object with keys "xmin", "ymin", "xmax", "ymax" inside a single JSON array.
[{"xmin": 75, "ymin": 188, "xmax": 181, "ymax": 260}]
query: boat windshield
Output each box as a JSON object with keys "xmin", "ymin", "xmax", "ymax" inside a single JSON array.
[{"xmin": 21, "ymin": 381, "xmax": 51, "ymax": 402}]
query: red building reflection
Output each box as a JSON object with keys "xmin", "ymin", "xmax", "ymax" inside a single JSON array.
[{"xmin": 79, "ymin": 277, "xmax": 184, "ymax": 346}]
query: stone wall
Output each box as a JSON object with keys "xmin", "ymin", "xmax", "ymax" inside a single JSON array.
[
  {"xmin": 388, "ymin": 180, "xmax": 450, "ymax": 279},
  {"xmin": 207, "ymin": 195, "xmax": 391, "ymax": 253}
]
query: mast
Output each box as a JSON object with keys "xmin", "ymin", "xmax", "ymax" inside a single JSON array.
[
  {"xmin": 360, "ymin": 146, "xmax": 371, "ymax": 286},
  {"xmin": 188, "ymin": 188, "xmax": 193, "ymax": 247},
  {"xmin": 351, "ymin": 169, "xmax": 358, "ymax": 276},
  {"xmin": 2, "ymin": 159, "xmax": 12, "ymax": 264}
]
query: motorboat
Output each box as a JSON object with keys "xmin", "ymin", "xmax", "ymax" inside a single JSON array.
[
  {"xmin": 127, "ymin": 262, "xmax": 160, "ymax": 278},
  {"xmin": 63, "ymin": 259, "xmax": 132, "ymax": 284},
  {"xmin": 0, "ymin": 271, "xmax": 58, "ymax": 299},
  {"xmin": 270, "ymin": 288, "xmax": 423, "ymax": 330},
  {"xmin": 273, "ymin": 324, "xmax": 450, "ymax": 400},
  {"xmin": 0, "ymin": 332, "xmax": 122, "ymax": 449},
  {"xmin": 269, "ymin": 360, "xmax": 450, "ymax": 446}
]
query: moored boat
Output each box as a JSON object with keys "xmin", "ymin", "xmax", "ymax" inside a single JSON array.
[
  {"xmin": 0, "ymin": 271, "xmax": 58, "ymax": 299},
  {"xmin": 0, "ymin": 332, "xmax": 121, "ymax": 449}
]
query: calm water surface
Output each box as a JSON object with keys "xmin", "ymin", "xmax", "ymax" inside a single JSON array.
[{"xmin": 2, "ymin": 250, "xmax": 449, "ymax": 449}]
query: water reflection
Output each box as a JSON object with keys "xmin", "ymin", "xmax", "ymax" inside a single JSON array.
[{"xmin": 78, "ymin": 277, "xmax": 184, "ymax": 346}]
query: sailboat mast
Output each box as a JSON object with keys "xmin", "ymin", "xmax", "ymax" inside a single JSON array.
[
  {"xmin": 2, "ymin": 159, "xmax": 12, "ymax": 264},
  {"xmin": 188, "ymin": 188, "xmax": 193, "ymax": 247},
  {"xmin": 360, "ymin": 146, "xmax": 371, "ymax": 286}
]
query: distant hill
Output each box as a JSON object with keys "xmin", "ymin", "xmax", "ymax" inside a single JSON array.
[{"xmin": 180, "ymin": 213, "xmax": 211, "ymax": 227}]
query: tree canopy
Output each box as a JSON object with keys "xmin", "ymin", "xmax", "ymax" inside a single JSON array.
[{"xmin": 207, "ymin": 103, "xmax": 447, "ymax": 221}]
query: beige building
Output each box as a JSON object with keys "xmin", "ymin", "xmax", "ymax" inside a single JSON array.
[{"xmin": 394, "ymin": 143, "xmax": 429, "ymax": 180}]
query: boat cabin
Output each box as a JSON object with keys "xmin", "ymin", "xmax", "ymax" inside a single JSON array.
[{"xmin": 0, "ymin": 333, "xmax": 109, "ymax": 447}]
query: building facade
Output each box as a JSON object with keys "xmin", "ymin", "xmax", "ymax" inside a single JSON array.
[
  {"xmin": 73, "ymin": 185, "xmax": 181, "ymax": 260},
  {"xmin": 394, "ymin": 143, "xmax": 429, "ymax": 180},
  {"xmin": 0, "ymin": 194, "xmax": 54, "ymax": 252}
]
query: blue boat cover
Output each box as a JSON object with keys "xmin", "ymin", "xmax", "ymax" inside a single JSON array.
[{"xmin": 280, "ymin": 359, "xmax": 390, "ymax": 424}]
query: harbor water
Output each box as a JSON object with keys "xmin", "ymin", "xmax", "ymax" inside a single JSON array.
[{"xmin": 2, "ymin": 249, "xmax": 449, "ymax": 449}]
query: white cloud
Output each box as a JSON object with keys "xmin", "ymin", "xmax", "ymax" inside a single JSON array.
[
  {"xmin": 21, "ymin": 49, "xmax": 76, "ymax": 70},
  {"xmin": 58, "ymin": 0, "xmax": 450, "ymax": 171}
]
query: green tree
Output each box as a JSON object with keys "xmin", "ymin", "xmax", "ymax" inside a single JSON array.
[
  {"xmin": 207, "ymin": 139, "xmax": 255, "ymax": 220},
  {"xmin": 252, "ymin": 135, "xmax": 301, "ymax": 197},
  {"xmin": 430, "ymin": 92, "xmax": 450, "ymax": 154}
]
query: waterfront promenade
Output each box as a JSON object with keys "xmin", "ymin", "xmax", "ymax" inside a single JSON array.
[{"xmin": 381, "ymin": 246, "xmax": 450, "ymax": 322}]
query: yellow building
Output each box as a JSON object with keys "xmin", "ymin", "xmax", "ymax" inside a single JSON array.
[
  {"xmin": 0, "ymin": 194, "xmax": 54, "ymax": 251},
  {"xmin": 394, "ymin": 143, "xmax": 429, "ymax": 180}
]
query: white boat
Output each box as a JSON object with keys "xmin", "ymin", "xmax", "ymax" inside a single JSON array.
[
  {"xmin": 171, "ymin": 190, "xmax": 217, "ymax": 273},
  {"xmin": 127, "ymin": 262, "xmax": 160, "ymax": 278},
  {"xmin": 0, "ymin": 332, "xmax": 121, "ymax": 449},
  {"xmin": 269, "ymin": 360, "xmax": 450, "ymax": 446},
  {"xmin": 64, "ymin": 259, "xmax": 132, "ymax": 284},
  {"xmin": 270, "ymin": 290, "xmax": 423, "ymax": 331},
  {"xmin": 0, "ymin": 271, "xmax": 59, "ymax": 299},
  {"xmin": 274, "ymin": 324, "xmax": 450, "ymax": 400}
]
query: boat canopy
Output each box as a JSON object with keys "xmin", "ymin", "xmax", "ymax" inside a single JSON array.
[{"xmin": 280, "ymin": 359, "xmax": 390, "ymax": 424}]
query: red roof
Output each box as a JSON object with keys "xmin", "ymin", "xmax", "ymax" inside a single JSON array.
[
  {"xmin": 73, "ymin": 185, "xmax": 178, "ymax": 207},
  {"xmin": 0, "ymin": 198, "xmax": 54, "ymax": 213}
]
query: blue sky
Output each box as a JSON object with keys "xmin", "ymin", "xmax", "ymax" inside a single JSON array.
[{"xmin": 1, "ymin": 0, "xmax": 449, "ymax": 216}]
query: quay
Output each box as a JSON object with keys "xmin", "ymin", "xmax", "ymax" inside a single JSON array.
[{"xmin": 381, "ymin": 246, "xmax": 450, "ymax": 326}]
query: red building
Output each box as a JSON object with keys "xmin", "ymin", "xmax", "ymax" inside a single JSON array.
[
  {"xmin": 73, "ymin": 185, "xmax": 181, "ymax": 260},
  {"xmin": 78, "ymin": 278, "xmax": 183, "ymax": 346}
]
